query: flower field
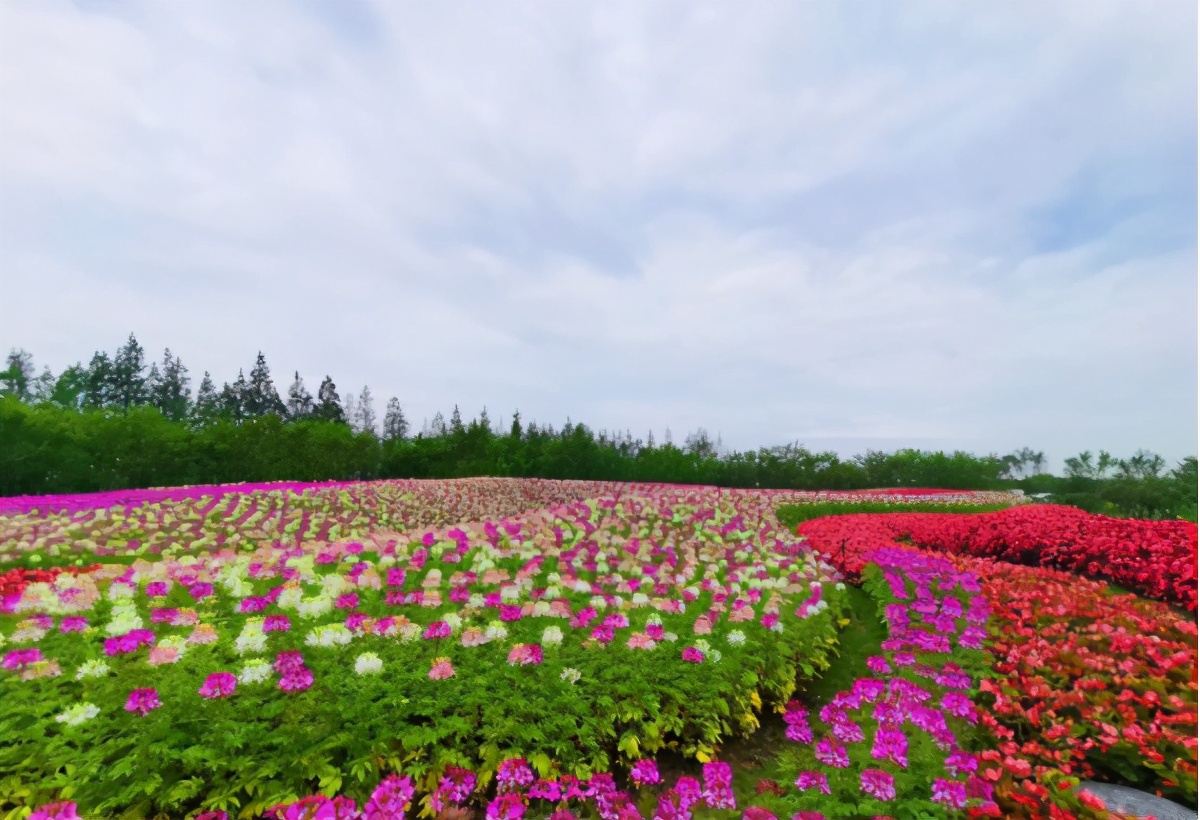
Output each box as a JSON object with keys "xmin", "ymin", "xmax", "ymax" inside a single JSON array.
[{"xmin": 0, "ymin": 479, "xmax": 1196, "ymax": 820}]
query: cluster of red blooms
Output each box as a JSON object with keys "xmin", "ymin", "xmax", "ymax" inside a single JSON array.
[
  {"xmin": 0, "ymin": 565, "xmax": 98, "ymax": 602},
  {"xmin": 797, "ymin": 504, "xmax": 1197, "ymax": 610}
]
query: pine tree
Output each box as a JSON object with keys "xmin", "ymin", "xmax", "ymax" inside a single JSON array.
[
  {"xmin": 510, "ymin": 410, "xmax": 522, "ymax": 439},
  {"xmin": 429, "ymin": 411, "xmax": 447, "ymax": 436},
  {"xmin": 1, "ymin": 348, "xmax": 35, "ymax": 401},
  {"xmin": 150, "ymin": 349, "xmax": 191, "ymax": 422},
  {"xmin": 315, "ymin": 376, "xmax": 345, "ymax": 423},
  {"xmin": 382, "ymin": 397, "xmax": 408, "ymax": 441},
  {"xmin": 478, "ymin": 406, "xmax": 491, "ymax": 433},
  {"xmin": 220, "ymin": 370, "xmax": 249, "ymax": 422},
  {"xmin": 84, "ymin": 351, "xmax": 114, "ymax": 409},
  {"xmin": 245, "ymin": 352, "xmax": 285, "ymax": 417},
  {"xmin": 286, "ymin": 371, "xmax": 314, "ymax": 420},
  {"xmin": 30, "ymin": 366, "xmax": 56, "ymax": 404},
  {"xmin": 450, "ymin": 405, "xmax": 464, "ymax": 436},
  {"xmin": 352, "ymin": 386, "xmax": 376, "ymax": 435},
  {"xmin": 193, "ymin": 372, "xmax": 220, "ymax": 426},
  {"xmin": 111, "ymin": 333, "xmax": 148, "ymax": 411},
  {"xmin": 344, "ymin": 391, "xmax": 359, "ymax": 431}
]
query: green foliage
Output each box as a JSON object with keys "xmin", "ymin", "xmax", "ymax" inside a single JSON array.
[{"xmin": 775, "ymin": 502, "xmax": 1014, "ymax": 530}]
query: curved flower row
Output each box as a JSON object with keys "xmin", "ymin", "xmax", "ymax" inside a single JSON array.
[{"xmin": 796, "ymin": 504, "xmax": 1198, "ymax": 610}]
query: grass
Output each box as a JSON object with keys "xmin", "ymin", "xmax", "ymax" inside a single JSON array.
[{"xmin": 775, "ymin": 502, "xmax": 1014, "ymax": 530}]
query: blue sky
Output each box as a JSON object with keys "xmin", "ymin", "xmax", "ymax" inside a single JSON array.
[{"xmin": 1, "ymin": 0, "xmax": 1196, "ymax": 472}]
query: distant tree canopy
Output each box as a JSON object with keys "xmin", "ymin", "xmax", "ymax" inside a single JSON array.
[{"xmin": 0, "ymin": 337, "xmax": 1194, "ymax": 521}]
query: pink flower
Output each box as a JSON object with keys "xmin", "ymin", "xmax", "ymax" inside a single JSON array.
[
  {"xmin": 60, "ymin": 617, "xmax": 88, "ymax": 633},
  {"xmin": 335, "ymin": 593, "xmax": 359, "ymax": 610},
  {"xmin": 363, "ymin": 774, "xmax": 415, "ymax": 820},
  {"xmin": 196, "ymin": 813, "xmax": 228, "ymax": 820},
  {"xmin": 487, "ymin": 793, "xmax": 525, "ymax": 820},
  {"xmin": 860, "ymin": 769, "xmax": 895, "ymax": 801},
  {"xmin": 681, "ymin": 647, "xmax": 704, "ymax": 663},
  {"xmin": 431, "ymin": 766, "xmax": 476, "ymax": 811},
  {"xmin": 630, "ymin": 759, "xmax": 661, "ymax": 787},
  {"xmin": 145, "ymin": 581, "xmax": 170, "ymax": 597},
  {"xmin": 743, "ymin": 809, "xmax": 778, "ymax": 820},
  {"xmin": 693, "ymin": 615, "xmax": 713, "ymax": 635},
  {"xmin": 626, "ymin": 632, "xmax": 656, "ymax": 650},
  {"xmin": 266, "ymin": 795, "xmax": 360, "ymax": 820},
  {"xmin": 147, "ymin": 646, "xmax": 180, "ymax": 666},
  {"xmin": 429, "ymin": 657, "xmax": 455, "ymax": 680},
  {"xmin": 794, "ymin": 772, "xmax": 830, "ymax": 795},
  {"xmin": 814, "ymin": 738, "xmax": 849, "ymax": 768},
  {"xmin": 3, "ymin": 648, "xmax": 42, "ymax": 671},
  {"xmin": 263, "ymin": 615, "xmax": 291, "ymax": 633},
  {"xmin": 28, "ymin": 802, "xmax": 79, "ymax": 820},
  {"xmin": 507, "ymin": 644, "xmax": 543, "ymax": 666},
  {"xmin": 125, "ymin": 688, "xmax": 162, "ymax": 716},
  {"xmin": 646, "ymin": 623, "xmax": 665, "ymax": 641},
  {"xmin": 188, "ymin": 582, "xmax": 214, "ymax": 600},
  {"xmin": 199, "ymin": 672, "xmax": 236, "ymax": 699},
  {"xmin": 423, "ymin": 621, "xmax": 452, "ymax": 640},
  {"xmin": 497, "ymin": 758, "xmax": 536, "ymax": 791},
  {"xmin": 274, "ymin": 650, "xmax": 306, "ymax": 675},
  {"xmin": 279, "ymin": 669, "xmax": 314, "ymax": 693}
]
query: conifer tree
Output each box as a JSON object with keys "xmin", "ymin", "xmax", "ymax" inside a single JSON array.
[
  {"xmin": 30, "ymin": 366, "xmax": 56, "ymax": 404},
  {"xmin": 450, "ymin": 405, "xmax": 464, "ymax": 436},
  {"xmin": 84, "ymin": 351, "xmax": 114, "ymax": 409},
  {"xmin": 50, "ymin": 364, "xmax": 88, "ymax": 410},
  {"xmin": 1, "ymin": 348, "xmax": 35, "ymax": 401},
  {"xmin": 510, "ymin": 410, "xmax": 522, "ymax": 439},
  {"xmin": 246, "ymin": 352, "xmax": 285, "ymax": 417},
  {"xmin": 220, "ymin": 370, "xmax": 248, "ymax": 422},
  {"xmin": 286, "ymin": 371, "xmax": 314, "ymax": 420},
  {"xmin": 382, "ymin": 397, "xmax": 408, "ymax": 441},
  {"xmin": 352, "ymin": 385, "xmax": 376, "ymax": 435},
  {"xmin": 315, "ymin": 376, "xmax": 345, "ymax": 423},
  {"xmin": 111, "ymin": 333, "xmax": 148, "ymax": 411},
  {"xmin": 151, "ymin": 349, "xmax": 191, "ymax": 422},
  {"xmin": 193, "ymin": 372, "xmax": 220, "ymax": 426}
]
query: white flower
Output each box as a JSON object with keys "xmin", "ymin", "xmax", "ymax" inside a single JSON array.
[
  {"xmin": 544, "ymin": 586, "xmax": 560, "ymax": 600},
  {"xmin": 726, "ymin": 630, "xmax": 746, "ymax": 646},
  {"xmin": 662, "ymin": 632, "xmax": 679, "ymax": 643},
  {"xmin": 500, "ymin": 585, "xmax": 520, "ymax": 603},
  {"xmin": 484, "ymin": 623, "xmax": 509, "ymax": 642},
  {"xmin": 560, "ymin": 667, "xmax": 582, "ymax": 685},
  {"xmin": 305, "ymin": 624, "xmax": 353, "ymax": 647},
  {"xmin": 541, "ymin": 626, "xmax": 564, "ymax": 647},
  {"xmin": 55, "ymin": 702, "xmax": 101, "ymax": 726},
  {"xmin": 320, "ymin": 574, "xmax": 353, "ymax": 597},
  {"xmin": 10, "ymin": 626, "xmax": 47, "ymax": 643},
  {"xmin": 238, "ymin": 660, "xmax": 272, "ymax": 685},
  {"xmin": 631, "ymin": 593, "xmax": 650, "ymax": 607},
  {"xmin": 107, "ymin": 583, "xmax": 135, "ymax": 601},
  {"xmin": 694, "ymin": 639, "xmax": 711, "ymax": 654},
  {"xmin": 709, "ymin": 649, "xmax": 723, "ymax": 663},
  {"xmin": 235, "ymin": 632, "xmax": 267, "ymax": 655},
  {"xmin": 443, "ymin": 613, "xmax": 463, "ymax": 632},
  {"xmin": 835, "ymin": 583, "xmax": 846, "ymax": 591},
  {"xmin": 645, "ymin": 614, "xmax": 663, "ymax": 627},
  {"xmin": 297, "ymin": 596, "xmax": 333, "ymax": 620},
  {"xmin": 276, "ymin": 586, "xmax": 303, "ymax": 610},
  {"xmin": 573, "ymin": 580, "xmax": 592, "ymax": 594},
  {"xmin": 106, "ymin": 604, "xmax": 144, "ymax": 637},
  {"xmin": 532, "ymin": 601, "xmax": 551, "ymax": 617},
  {"xmin": 75, "ymin": 660, "xmax": 110, "ymax": 680},
  {"xmin": 354, "ymin": 652, "xmax": 383, "ymax": 675},
  {"xmin": 589, "ymin": 595, "xmax": 608, "ymax": 611}
]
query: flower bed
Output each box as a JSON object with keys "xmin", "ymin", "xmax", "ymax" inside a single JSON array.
[
  {"xmin": 796, "ymin": 504, "xmax": 1198, "ymax": 610},
  {"xmin": 0, "ymin": 485, "xmax": 847, "ymax": 818}
]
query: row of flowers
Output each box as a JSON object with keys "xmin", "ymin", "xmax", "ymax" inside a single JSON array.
[{"xmin": 796, "ymin": 504, "xmax": 1197, "ymax": 610}]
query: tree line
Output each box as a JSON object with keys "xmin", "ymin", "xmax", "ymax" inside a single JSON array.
[{"xmin": 1, "ymin": 338, "xmax": 1194, "ymax": 520}]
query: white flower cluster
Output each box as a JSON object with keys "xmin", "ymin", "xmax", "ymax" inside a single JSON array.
[
  {"xmin": 443, "ymin": 613, "xmax": 463, "ymax": 632},
  {"xmin": 305, "ymin": 624, "xmax": 353, "ymax": 648},
  {"xmin": 106, "ymin": 603, "xmax": 144, "ymax": 637},
  {"xmin": 75, "ymin": 659, "xmax": 111, "ymax": 680},
  {"xmin": 499, "ymin": 584, "xmax": 520, "ymax": 603},
  {"xmin": 107, "ymin": 582, "xmax": 135, "ymax": 602},
  {"xmin": 235, "ymin": 620, "xmax": 267, "ymax": 655},
  {"xmin": 296, "ymin": 596, "xmax": 333, "ymax": 620},
  {"xmin": 541, "ymin": 626, "xmax": 564, "ymax": 647},
  {"xmin": 589, "ymin": 595, "xmax": 608, "ymax": 610},
  {"xmin": 560, "ymin": 668, "xmax": 582, "ymax": 685},
  {"xmin": 484, "ymin": 623, "xmax": 508, "ymax": 643},
  {"xmin": 630, "ymin": 593, "xmax": 650, "ymax": 607},
  {"xmin": 467, "ymin": 594, "xmax": 486, "ymax": 609},
  {"xmin": 726, "ymin": 630, "xmax": 747, "ymax": 646},
  {"xmin": 55, "ymin": 702, "xmax": 101, "ymax": 726},
  {"xmin": 693, "ymin": 639, "xmax": 722, "ymax": 663},
  {"xmin": 238, "ymin": 659, "xmax": 273, "ymax": 685},
  {"xmin": 354, "ymin": 652, "xmax": 383, "ymax": 675}
]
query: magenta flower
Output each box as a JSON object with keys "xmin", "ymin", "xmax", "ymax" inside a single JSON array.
[
  {"xmin": 831, "ymin": 717, "xmax": 864, "ymax": 743},
  {"xmin": 188, "ymin": 582, "xmax": 214, "ymax": 600},
  {"xmin": 198, "ymin": 672, "xmax": 236, "ymax": 699},
  {"xmin": 860, "ymin": 769, "xmax": 896, "ymax": 801},
  {"xmin": 529, "ymin": 779, "xmax": 562, "ymax": 801},
  {"xmin": 429, "ymin": 657, "xmax": 455, "ymax": 680},
  {"xmin": 871, "ymin": 727, "xmax": 909, "ymax": 768},
  {"xmin": 195, "ymin": 813, "xmax": 229, "ymax": 820},
  {"xmin": 59, "ymin": 617, "xmax": 88, "ymax": 633},
  {"xmin": 630, "ymin": 759, "xmax": 661, "ymax": 786},
  {"xmin": 507, "ymin": 644, "xmax": 543, "ymax": 666},
  {"xmin": 274, "ymin": 650, "xmax": 306, "ymax": 674},
  {"xmin": 363, "ymin": 774, "xmax": 415, "ymax": 820},
  {"xmin": 263, "ymin": 615, "xmax": 291, "ymax": 633},
  {"xmin": 386, "ymin": 568, "xmax": 406, "ymax": 587},
  {"xmin": 496, "ymin": 758, "xmax": 536, "ymax": 791},
  {"xmin": 423, "ymin": 621, "xmax": 452, "ymax": 640},
  {"xmin": 3, "ymin": 648, "xmax": 43, "ymax": 671},
  {"xmin": 486, "ymin": 793, "xmax": 526, "ymax": 820},
  {"xmin": 125, "ymin": 687, "xmax": 161, "ymax": 716},
  {"xmin": 239, "ymin": 597, "xmax": 269, "ymax": 614},
  {"xmin": 103, "ymin": 629, "xmax": 156, "ymax": 656},
  {"xmin": 865, "ymin": 655, "xmax": 891, "ymax": 674},
  {"xmin": 931, "ymin": 778, "xmax": 967, "ymax": 809},
  {"xmin": 794, "ymin": 772, "xmax": 831, "ymax": 795},
  {"xmin": 145, "ymin": 581, "xmax": 170, "ymax": 597},
  {"xmin": 335, "ymin": 593, "xmax": 359, "ymax": 610},
  {"xmin": 150, "ymin": 608, "xmax": 178, "ymax": 624},
  {"xmin": 266, "ymin": 795, "xmax": 359, "ymax": 820},
  {"xmin": 430, "ymin": 766, "xmax": 476, "ymax": 811},
  {"xmin": 742, "ymin": 809, "xmax": 778, "ymax": 820},
  {"xmin": 941, "ymin": 691, "xmax": 977, "ymax": 722},
  {"xmin": 27, "ymin": 802, "xmax": 79, "ymax": 820},
  {"xmin": 279, "ymin": 668, "xmax": 314, "ymax": 693},
  {"xmin": 646, "ymin": 623, "xmax": 665, "ymax": 641},
  {"xmin": 791, "ymin": 813, "xmax": 827, "ymax": 820},
  {"xmin": 499, "ymin": 604, "xmax": 524, "ymax": 622},
  {"xmin": 814, "ymin": 738, "xmax": 850, "ymax": 768},
  {"xmin": 681, "ymin": 647, "xmax": 704, "ymax": 663},
  {"xmin": 945, "ymin": 749, "xmax": 979, "ymax": 776}
]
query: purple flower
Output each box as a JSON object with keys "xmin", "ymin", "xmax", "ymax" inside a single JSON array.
[
  {"xmin": 813, "ymin": 738, "xmax": 849, "ymax": 768},
  {"xmin": 239, "ymin": 597, "xmax": 269, "ymax": 614},
  {"xmin": 941, "ymin": 692, "xmax": 977, "ymax": 722},
  {"xmin": 145, "ymin": 581, "xmax": 170, "ymax": 597},
  {"xmin": 860, "ymin": 769, "xmax": 895, "ymax": 801},
  {"xmin": 188, "ymin": 582, "xmax": 214, "ymax": 600},
  {"xmin": 945, "ymin": 749, "xmax": 979, "ymax": 776},
  {"xmin": 630, "ymin": 759, "xmax": 661, "ymax": 787},
  {"xmin": 794, "ymin": 772, "xmax": 830, "ymax": 795},
  {"xmin": 423, "ymin": 621, "xmax": 452, "ymax": 640},
  {"xmin": 124, "ymin": 688, "xmax": 161, "ymax": 716},
  {"xmin": 865, "ymin": 655, "xmax": 891, "ymax": 675},
  {"xmin": 279, "ymin": 669, "xmax": 314, "ymax": 693},
  {"xmin": 198, "ymin": 672, "xmax": 236, "ymax": 699},
  {"xmin": 831, "ymin": 717, "xmax": 864, "ymax": 744},
  {"xmin": 335, "ymin": 593, "xmax": 359, "ymax": 610},
  {"xmin": 28, "ymin": 803, "xmax": 79, "ymax": 820},
  {"xmin": 431, "ymin": 766, "xmax": 476, "ymax": 811},
  {"xmin": 529, "ymin": 779, "xmax": 562, "ymax": 801},
  {"xmin": 871, "ymin": 727, "xmax": 909, "ymax": 768},
  {"xmin": 363, "ymin": 774, "xmax": 415, "ymax": 820},
  {"xmin": 681, "ymin": 647, "xmax": 704, "ymax": 664},
  {"xmin": 931, "ymin": 778, "xmax": 967, "ymax": 809}
]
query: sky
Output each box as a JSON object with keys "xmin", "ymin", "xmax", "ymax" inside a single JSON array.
[{"xmin": 1, "ymin": 0, "xmax": 1196, "ymax": 473}]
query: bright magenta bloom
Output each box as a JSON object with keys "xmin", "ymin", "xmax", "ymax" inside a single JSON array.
[
  {"xmin": 860, "ymin": 769, "xmax": 896, "ymax": 801},
  {"xmin": 423, "ymin": 621, "xmax": 452, "ymax": 639},
  {"xmin": 198, "ymin": 672, "xmax": 236, "ymax": 699},
  {"xmin": 681, "ymin": 647, "xmax": 704, "ymax": 663},
  {"xmin": 630, "ymin": 759, "xmax": 661, "ymax": 786},
  {"xmin": 125, "ymin": 688, "xmax": 161, "ymax": 716},
  {"xmin": 363, "ymin": 774, "xmax": 415, "ymax": 820},
  {"xmin": 28, "ymin": 802, "xmax": 79, "ymax": 820},
  {"xmin": 3, "ymin": 648, "xmax": 42, "ymax": 671},
  {"xmin": 263, "ymin": 615, "xmax": 291, "ymax": 633}
]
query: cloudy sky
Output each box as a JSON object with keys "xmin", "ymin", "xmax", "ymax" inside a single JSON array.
[{"xmin": 1, "ymin": 0, "xmax": 1196, "ymax": 471}]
